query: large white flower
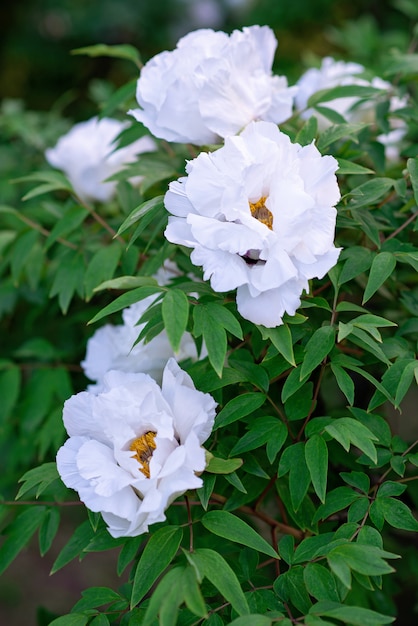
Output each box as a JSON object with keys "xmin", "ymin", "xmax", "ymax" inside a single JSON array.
[
  {"xmin": 129, "ymin": 25, "xmax": 297, "ymax": 145},
  {"xmin": 56, "ymin": 359, "xmax": 217, "ymax": 537},
  {"xmin": 45, "ymin": 117, "xmax": 156, "ymax": 202},
  {"xmin": 82, "ymin": 262, "xmax": 202, "ymax": 391},
  {"xmin": 295, "ymin": 57, "xmax": 408, "ymax": 159},
  {"xmin": 164, "ymin": 120, "xmax": 341, "ymax": 327}
]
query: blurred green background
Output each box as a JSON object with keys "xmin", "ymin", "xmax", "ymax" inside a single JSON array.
[{"xmin": 1, "ymin": 0, "xmax": 416, "ymax": 116}]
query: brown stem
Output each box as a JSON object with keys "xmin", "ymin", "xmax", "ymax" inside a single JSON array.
[
  {"xmin": 15, "ymin": 214, "xmax": 78, "ymax": 250},
  {"xmin": 382, "ymin": 211, "xmax": 417, "ymax": 243}
]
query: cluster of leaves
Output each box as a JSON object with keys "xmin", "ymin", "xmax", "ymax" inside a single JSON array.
[{"xmin": 1, "ymin": 33, "xmax": 418, "ymax": 626}]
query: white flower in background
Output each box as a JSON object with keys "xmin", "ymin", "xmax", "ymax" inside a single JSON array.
[
  {"xmin": 129, "ymin": 25, "xmax": 297, "ymax": 145},
  {"xmin": 45, "ymin": 117, "xmax": 156, "ymax": 202},
  {"xmin": 82, "ymin": 262, "xmax": 201, "ymax": 391},
  {"xmin": 295, "ymin": 57, "xmax": 408, "ymax": 160},
  {"xmin": 56, "ymin": 359, "xmax": 217, "ymax": 537},
  {"xmin": 164, "ymin": 120, "xmax": 341, "ymax": 327}
]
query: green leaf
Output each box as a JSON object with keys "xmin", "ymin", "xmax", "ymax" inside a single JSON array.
[
  {"xmin": 162, "ymin": 289, "xmax": 189, "ymax": 352},
  {"xmin": 131, "ymin": 526, "xmax": 183, "ymax": 607},
  {"xmin": 48, "ymin": 615, "xmax": 89, "ymax": 626},
  {"xmin": 51, "ymin": 520, "xmax": 95, "ymax": 573},
  {"xmin": 229, "ymin": 616, "xmax": 272, "ymax": 626},
  {"xmin": 313, "ymin": 487, "xmax": 360, "ymax": 523},
  {"xmin": 116, "ymin": 195, "xmax": 165, "ymax": 235},
  {"xmin": 141, "ymin": 567, "xmax": 183, "ymax": 626},
  {"xmin": 281, "ymin": 366, "xmax": 309, "ymax": 403},
  {"xmin": 181, "ymin": 565, "xmax": 207, "ymax": 618},
  {"xmin": 84, "ymin": 242, "xmax": 122, "ymax": 300},
  {"xmin": 117, "ymin": 535, "xmax": 144, "ymax": 576},
  {"xmin": 260, "ymin": 324, "xmax": 295, "ymax": 366},
  {"xmin": 282, "ymin": 566, "xmax": 312, "ymax": 613},
  {"xmin": 337, "ymin": 158, "xmax": 374, "ymax": 175},
  {"xmin": 88, "ymin": 286, "xmax": 162, "ymax": 324},
  {"xmin": 284, "ymin": 382, "xmax": 313, "ymax": 421},
  {"xmin": 330, "ymin": 363, "xmax": 354, "ymax": 405},
  {"xmin": 16, "ymin": 462, "xmax": 60, "ymax": 500},
  {"xmin": 203, "ymin": 302, "xmax": 243, "ymax": 339},
  {"xmin": 230, "ymin": 416, "xmax": 287, "ymax": 456},
  {"xmin": 72, "ymin": 587, "xmax": 124, "ymax": 612},
  {"xmin": 279, "ymin": 534, "xmax": 295, "ymax": 565},
  {"xmin": 202, "ymin": 511, "xmax": 279, "ymax": 559},
  {"xmin": 379, "ymin": 496, "xmax": 418, "ymax": 531},
  {"xmin": 308, "ymin": 84, "xmax": 384, "ymax": 107},
  {"xmin": 317, "ymin": 123, "xmax": 366, "ymax": 151},
  {"xmin": 71, "ymin": 43, "xmax": 141, "ymax": 65},
  {"xmin": 363, "ymin": 252, "xmax": 396, "ymax": 304},
  {"xmin": 205, "ymin": 456, "xmax": 243, "ymax": 474},
  {"xmin": 346, "ymin": 178, "xmax": 394, "ymax": 210},
  {"xmin": 296, "ymin": 115, "xmax": 318, "ymax": 146},
  {"xmin": 278, "ymin": 442, "xmax": 311, "ymax": 511},
  {"xmin": 327, "ymin": 543, "xmax": 397, "ymax": 577},
  {"xmin": 39, "ymin": 507, "xmax": 60, "ymax": 556},
  {"xmin": 191, "ymin": 548, "xmax": 250, "ymax": 616},
  {"xmin": 338, "ymin": 247, "xmax": 373, "ymax": 285},
  {"xmin": 93, "ymin": 275, "xmax": 158, "ymax": 293},
  {"xmin": 305, "ymin": 435, "xmax": 328, "ymax": 503},
  {"xmin": 49, "ymin": 252, "xmax": 85, "ymax": 313},
  {"xmin": 325, "ymin": 417, "xmax": 378, "ymax": 463},
  {"xmin": 45, "ymin": 205, "xmax": 88, "ymax": 250},
  {"xmin": 193, "ymin": 305, "xmax": 227, "ymax": 377},
  {"xmin": 407, "ymin": 157, "xmax": 418, "ymax": 206},
  {"xmin": 311, "ymin": 600, "xmax": 395, "ymax": 625},
  {"xmin": 300, "ymin": 326, "xmax": 336, "ymax": 379},
  {"xmin": 304, "ymin": 563, "xmax": 340, "ymax": 602},
  {"xmin": 214, "ymin": 393, "xmax": 267, "ymax": 430},
  {"xmin": 293, "ymin": 533, "xmax": 335, "ymax": 564},
  {"xmin": 0, "ymin": 507, "xmax": 46, "ymax": 575}
]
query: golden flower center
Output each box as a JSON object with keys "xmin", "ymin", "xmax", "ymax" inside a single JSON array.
[
  {"xmin": 129, "ymin": 431, "xmax": 157, "ymax": 478},
  {"xmin": 249, "ymin": 196, "xmax": 273, "ymax": 230}
]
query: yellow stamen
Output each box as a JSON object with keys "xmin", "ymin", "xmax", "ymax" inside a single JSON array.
[
  {"xmin": 249, "ymin": 196, "xmax": 273, "ymax": 230},
  {"xmin": 129, "ymin": 431, "xmax": 157, "ymax": 478}
]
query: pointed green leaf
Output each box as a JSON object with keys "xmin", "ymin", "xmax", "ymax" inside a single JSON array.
[
  {"xmin": 162, "ymin": 288, "xmax": 189, "ymax": 352},
  {"xmin": 304, "ymin": 563, "xmax": 340, "ymax": 602},
  {"xmin": 260, "ymin": 324, "xmax": 295, "ymax": 366},
  {"xmin": 330, "ymin": 363, "xmax": 354, "ymax": 405},
  {"xmin": 202, "ymin": 511, "xmax": 279, "ymax": 559},
  {"xmin": 205, "ymin": 456, "xmax": 243, "ymax": 474},
  {"xmin": 131, "ymin": 526, "xmax": 183, "ymax": 607},
  {"xmin": 300, "ymin": 326, "xmax": 335, "ymax": 379},
  {"xmin": 363, "ymin": 252, "xmax": 396, "ymax": 304},
  {"xmin": 305, "ymin": 435, "xmax": 328, "ymax": 503},
  {"xmin": 214, "ymin": 393, "xmax": 266, "ymax": 429},
  {"xmin": 71, "ymin": 43, "xmax": 141, "ymax": 65},
  {"xmin": 0, "ymin": 507, "xmax": 46, "ymax": 575},
  {"xmin": 191, "ymin": 548, "xmax": 250, "ymax": 615},
  {"xmin": 88, "ymin": 285, "xmax": 162, "ymax": 324}
]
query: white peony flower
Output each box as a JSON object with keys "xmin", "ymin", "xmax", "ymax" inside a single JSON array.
[
  {"xmin": 56, "ymin": 359, "xmax": 217, "ymax": 537},
  {"xmin": 295, "ymin": 57, "xmax": 408, "ymax": 160},
  {"xmin": 82, "ymin": 262, "xmax": 202, "ymax": 391},
  {"xmin": 164, "ymin": 120, "xmax": 341, "ymax": 327},
  {"xmin": 129, "ymin": 25, "xmax": 297, "ymax": 145},
  {"xmin": 45, "ymin": 116, "xmax": 156, "ymax": 202}
]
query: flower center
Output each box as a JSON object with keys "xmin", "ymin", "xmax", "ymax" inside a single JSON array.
[
  {"xmin": 129, "ymin": 431, "xmax": 157, "ymax": 478},
  {"xmin": 249, "ymin": 196, "xmax": 273, "ymax": 230}
]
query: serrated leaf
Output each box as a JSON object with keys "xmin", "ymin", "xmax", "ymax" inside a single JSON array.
[
  {"xmin": 363, "ymin": 252, "xmax": 396, "ymax": 304},
  {"xmin": 162, "ymin": 288, "xmax": 189, "ymax": 352},
  {"xmin": 305, "ymin": 435, "xmax": 328, "ymax": 503},
  {"xmin": 202, "ymin": 511, "xmax": 279, "ymax": 558},
  {"xmin": 191, "ymin": 548, "xmax": 250, "ymax": 616},
  {"xmin": 131, "ymin": 526, "xmax": 183, "ymax": 607},
  {"xmin": 300, "ymin": 326, "xmax": 335, "ymax": 379}
]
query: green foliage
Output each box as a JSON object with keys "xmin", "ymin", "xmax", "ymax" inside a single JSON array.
[{"xmin": 1, "ymin": 8, "xmax": 418, "ymax": 626}]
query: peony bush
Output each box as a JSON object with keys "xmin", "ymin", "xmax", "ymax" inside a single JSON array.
[{"xmin": 1, "ymin": 20, "xmax": 418, "ymax": 626}]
